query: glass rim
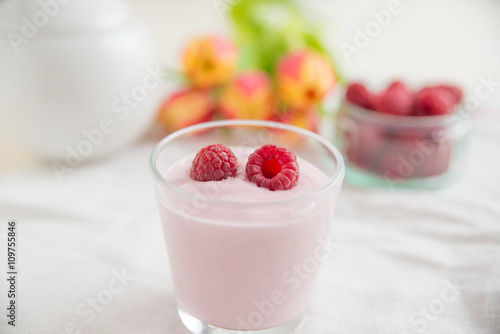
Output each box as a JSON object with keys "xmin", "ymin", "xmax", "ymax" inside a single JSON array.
[
  {"xmin": 341, "ymin": 98, "xmax": 468, "ymax": 127},
  {"xmin": 149, "ymin": 119, "xmax": 345, "ymax": 207}
]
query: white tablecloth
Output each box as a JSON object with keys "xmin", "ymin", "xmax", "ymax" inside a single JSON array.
[{"xmin": 0, "ymin": 117, "xmax": 499, "ymax": 334}]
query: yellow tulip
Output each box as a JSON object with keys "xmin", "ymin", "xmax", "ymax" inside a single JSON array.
[{"xmin": 183, "ymin": 35, "xmax": 238, "ymax": 88}]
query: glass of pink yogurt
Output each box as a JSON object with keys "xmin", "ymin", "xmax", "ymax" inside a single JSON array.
[{"xmin": 150, "ymin": 120, "xmax": 344, "ymax": 334}]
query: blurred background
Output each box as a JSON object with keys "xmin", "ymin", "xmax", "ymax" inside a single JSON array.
[
  {"xmin": 128, "ymin": 0, "xmax": 500, "ymax": 85},
  {"xmin": 1, "ymin": 0, "xmax": 499, "ymax": 175}
]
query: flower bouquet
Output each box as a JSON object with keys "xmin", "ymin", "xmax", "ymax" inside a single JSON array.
[{"xmin": 156, "ymin": 0, "xmax": 342, "ymax": 134}]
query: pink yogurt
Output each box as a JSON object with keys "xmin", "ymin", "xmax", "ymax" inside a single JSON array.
[{"xmin": 156, "ymin": 147, "xmax": 337, "ymax": 330}]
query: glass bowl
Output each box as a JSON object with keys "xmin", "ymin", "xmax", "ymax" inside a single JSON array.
[{"xmin": 335, "ymin": 99, "xmax": 470, "ymax": 189}]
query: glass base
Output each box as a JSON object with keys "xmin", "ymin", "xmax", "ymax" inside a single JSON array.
[
  {"xmin": 178, "ymin": 306, "xmax": 306, "ymax": 334},
  {"xmin": 345, "ymin": 165, "xmax": 459, "ymax": 190}
]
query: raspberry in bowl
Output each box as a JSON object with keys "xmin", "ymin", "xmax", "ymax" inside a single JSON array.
[
  {"xmin": 150, "ymin": 120, "xmax": 344, "ymax": 334},
  {"xmin": 336, "ymin": 81, "xmax": 470, "ymax": 188}
]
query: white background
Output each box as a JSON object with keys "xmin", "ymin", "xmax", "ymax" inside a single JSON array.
[{"xmin": 1, "ymin": 0, "xmax": 500, "ymax": 174}]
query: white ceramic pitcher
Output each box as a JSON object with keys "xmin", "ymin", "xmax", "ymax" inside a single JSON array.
[{"xmin": 0, "ymin": 0, "xmax": 161, "ymax": 162}]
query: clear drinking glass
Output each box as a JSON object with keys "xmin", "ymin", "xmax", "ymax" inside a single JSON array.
[{"xmin": 150, "ymin": 120, "xmax": 344, "ymax": 334}]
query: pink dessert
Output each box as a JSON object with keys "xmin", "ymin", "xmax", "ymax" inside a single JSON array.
[{"xmin": 157, "ymin": 146, "xmax": 334, "ymax": 330}]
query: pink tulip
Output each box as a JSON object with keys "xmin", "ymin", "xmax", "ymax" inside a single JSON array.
[
  {"xmin": 277, "ymin": 50, "xmax": 336, "ymax": 109},
  {"xmin": 158, "ymin": 89, "xmax": 215, "ymax": 132},
  {"xmin": 219, "ymin": 70, "xmax": 275, "ymax": 120}
]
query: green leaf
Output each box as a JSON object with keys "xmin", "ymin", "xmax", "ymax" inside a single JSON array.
[{"xmin": 228, "ymin": 0, "xmax": 343, "ymax": 83}]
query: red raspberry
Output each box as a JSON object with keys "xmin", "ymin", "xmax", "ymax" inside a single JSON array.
[
  {"xmin": 415, "ymin": 87, "xmax": 456, "ymax": 116},
  {"xmin": 415, "ymin": 137, "xmax": 452, "ymax": 178},
  {"xmin": 378, "ymin": 81, "xmax": 413, "ymax": 116},
  {"xmin": 344, "ymin": 121, "xmax": 385, "ymax": 172},
  {"xmin": 434, "ymin": 85, "xmax": 463, "ymax": 103},
  {"xmin": 190, "ymin": 144, "xmax": 238, "ymax": 181},
  {"xmin": 346, "ymin": 83, "xmax": 378, "ymax": 110},
  {"xmin": 245, "ymin": 145, "xmax": 299, "ymax": 191},
  {"xmin": 386, "ymin": 81, "xmax": 407, "ymax": 93},
  {"xmin": 378, "ymin": 148, "xmax": 414, "ymax": 180}
]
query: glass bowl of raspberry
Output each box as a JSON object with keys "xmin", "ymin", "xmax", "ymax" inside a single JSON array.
[{"xmin": 335, "ymin": 81, "xmax": 470, "ymax": 189}]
